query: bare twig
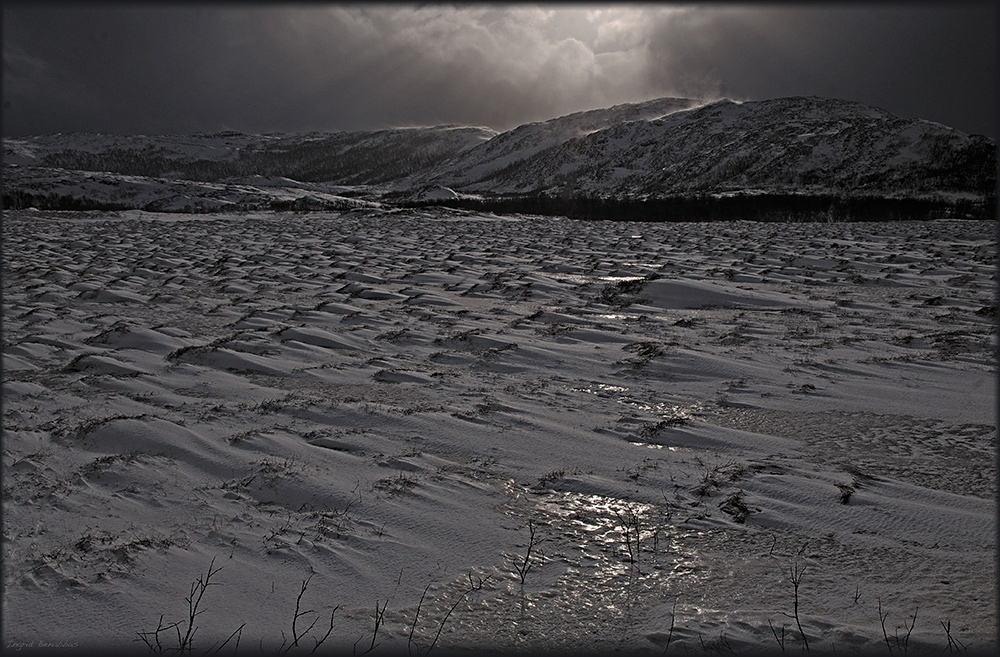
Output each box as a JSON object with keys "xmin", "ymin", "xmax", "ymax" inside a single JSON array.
[
  {"xmin": 941, "ymin": 619, "xmax": 967, "ymax": 653},
  {"xmin": 286, "ymin": 575, "xmax": 319, "ymax": 652},
  {"xmin": 136, "ymin": 614, "xmax": 181, "ymax": 654},
  {"xmin": 210, "ymin": 623, "xmax": 245, "ymax": 655},
  {"xmin": 359, "ymin": 599, "xmax": 388, "ymax": 655},
  {"xmin": 788, "ymin": 562, "xmax": 810, "ymax": 656},
  {"xmin": 136, "ymin": 557, "xmax": 224, "ymax": 655},
  {"xmin": 511, "ymin": 519, "xmax": 540, "ymax": 587},
  {"xmin": 878, "ymin": 597, "xmax": 893, "ymax": 654},
  {"xmin": 768, "ymin": 619, "xmax": 787, "ymax": 655},
  {"xmin": 408, "ymin": 582, "xmax": 433, "ymax": 655},
  {"xmin": 180, "ymin": 557, "xmax": 223, "ymax": 651},
  {"xmin": 942, "ymin": 620, "xmax": 955, "ymax": 653},
  {"xmin": 662, "ymin": 598, "xmax": 679, "ymax": 654},
  {"xmin": 426, "ymin": 571, "xmax": 493, "ymax": 655},
  {"xmin": 311, "ymin": 607, "xmax": 339, "ymax": 654},
  {"xmin": 894, "ymin": 607, "xmax": 918, "ymax": 656},
  {"xmin": 613, "ymin": 506, "xmax": 643, "ymax": 572}
]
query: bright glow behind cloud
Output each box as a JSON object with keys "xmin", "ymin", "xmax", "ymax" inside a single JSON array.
[{"xmin": 2, "ymin": 4, "xmax": 994, "ymax": 137}]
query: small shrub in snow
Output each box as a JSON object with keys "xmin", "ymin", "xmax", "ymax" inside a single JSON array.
[
  {"xmin": 719, "ymin": 491, "xmax": 756, "ymax": 524},
  {"xmin": 136, "ymin": 557, "xmax": 239, "ymax": 655},
  {"xmin": 509, "ymin": 519, "xmax": 541, "ymax": 588}
]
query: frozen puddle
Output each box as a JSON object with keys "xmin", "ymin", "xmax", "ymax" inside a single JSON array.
[{"xmin": 420, "ymin": 467, "xmax": 993, "ymax": 655}]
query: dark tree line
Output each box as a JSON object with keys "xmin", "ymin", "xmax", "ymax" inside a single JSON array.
[
  {"xmin": 403, "ymin": 192, "xmax": 996, "ymax": 222},
  {"xmin": 1, "ymin": 189, "xmax": 358, "ymax": 213}
]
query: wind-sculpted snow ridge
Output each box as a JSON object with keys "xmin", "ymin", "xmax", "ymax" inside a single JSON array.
[
  {"xmin": 3, "ymin": 95, "xmax": 994, "ymax": 218},
  {"xmin": 3, "ymin": 209, "xmax": 995, "ymax": 654}
]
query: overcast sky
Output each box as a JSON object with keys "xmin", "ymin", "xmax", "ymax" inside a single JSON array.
[{"xmin": 3, "ymin": 3, "xmax": 996, "ymax": 138}]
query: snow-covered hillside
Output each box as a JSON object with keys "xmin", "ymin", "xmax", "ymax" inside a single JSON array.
[
  {"xmin": 420, "ymin": 96, "xmax": 995, "ymax": 202},
  {"xmin": 399, "ymin": 97, "xmax": 701, "ymax": 191},
  {"xmin": 1, "ymin": 164, "xmax": 380, "ymax": 213},
  {"xmin": 2, "ymin": 96, "xmax": 995, "ymax": 217},
  {"xmin": 3, "ymin": 126, "xmax": 495, "ymax": 183}
]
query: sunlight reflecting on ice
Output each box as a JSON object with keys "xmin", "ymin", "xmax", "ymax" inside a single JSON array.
[{"xmin": 433, "ymin": 480, "xmax": 717, "ymax": 650}]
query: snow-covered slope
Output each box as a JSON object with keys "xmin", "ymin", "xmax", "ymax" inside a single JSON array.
[
  {"xmin": 3, "ymin": 211, "xmax": 996, "ymax": 653},
  {"xmin": 2, "ymin": 126, "xmax": 494, "ymax": 212},
  {"xmin": 2, "ymin": 96, "xmax": 994, "ymax": 215},
  {"xmin": 2, "ymin": 164, "xmax": 381, "ymax": 213},
  {"xmin": 401, "ymin": 96, "xmax": 701, "ymax": 190},
  {"xmin": 3, "ymin": 125, "xmax": 495, "ymax": 183},
  {"xmin": 421, "ymin": 96, "xmax": 995, "ymax": 202}
]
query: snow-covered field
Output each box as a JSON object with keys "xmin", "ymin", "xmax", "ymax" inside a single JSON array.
[{"xmin": 2, "ymin": 208, "xmax": 995, "ymax": 655}]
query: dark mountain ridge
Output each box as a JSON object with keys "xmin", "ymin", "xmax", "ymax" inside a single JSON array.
[{"xmin": 3, "ymin": 96, "xmax": 995, "ymax": 219}]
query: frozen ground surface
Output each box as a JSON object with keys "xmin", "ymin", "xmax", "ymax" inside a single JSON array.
[{"xmin": 2, "ymin": 208, "xmax": 996, "ymax": 655}]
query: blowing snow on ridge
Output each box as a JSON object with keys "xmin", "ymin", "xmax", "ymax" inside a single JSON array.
[{"xmin": 3, "ymin": 95, "xmax": 995, "ymax": 219}]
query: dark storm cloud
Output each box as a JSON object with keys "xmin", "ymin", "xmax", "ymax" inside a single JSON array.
[
  {"xmin": 644, "ymin": 5, "xmax": 997, "ymax": 137},
  {"xmin": 2, "ymin": 4, "xmax": 633, "ymax": 135},
  {"xmin": 2, "ymin": 4, "xmax": 995, "ymax": 138},
  {"xmin": 3, "ymin": 6, "xmax": 253, "ymax": 135}
]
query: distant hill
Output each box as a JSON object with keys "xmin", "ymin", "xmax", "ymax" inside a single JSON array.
[{"xmin": 3, "ymin": 96, "xmax": 995, "ymax": 219}]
